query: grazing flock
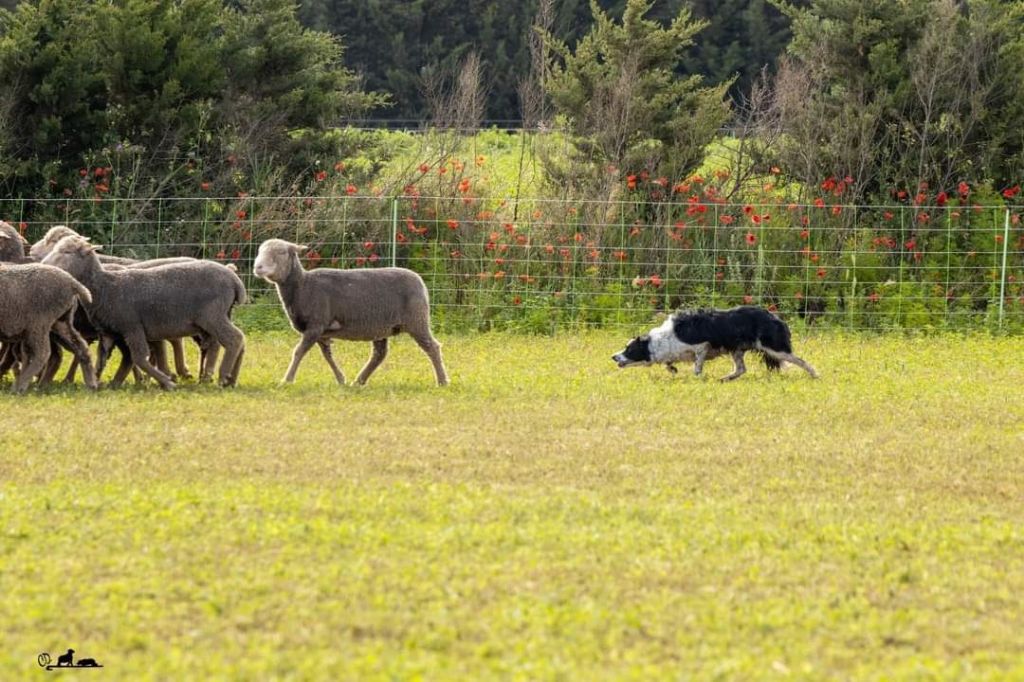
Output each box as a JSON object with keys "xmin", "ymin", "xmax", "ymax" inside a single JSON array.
[{"xmin": 0, "ymin": 221, "xmax": 448, "ymax": 393}]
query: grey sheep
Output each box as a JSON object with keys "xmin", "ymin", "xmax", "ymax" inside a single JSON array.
[
  {"xmin": 0, "ymin": 221, "xmax": 32, "ymax": 263},
  {"xmin": 0, "ymin": 263, "xmax": 98, "ymax": 393},
  {"xmin": 0, "ymin": 221, "xmax": 32, "ymax": 377},
  {"xmin": 32, "ymin": 225, "xmax": 198, "ymax": 381},
  {"xmin": 253, "ymin": 238, "xmax": 448, "ymax": 386},
  {"xmin": 42, "ymin": 236, "xmax": 246, "ymax": 390},
  {"xmin": 30, "ymin": 225, "xmax": 134, "ymax": 265}
]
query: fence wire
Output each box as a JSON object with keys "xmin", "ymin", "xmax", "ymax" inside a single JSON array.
[{"xmin": 5, "ymin": 195, "xmax": 1023, "ymax": 332}]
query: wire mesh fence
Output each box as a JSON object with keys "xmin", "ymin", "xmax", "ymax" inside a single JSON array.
[{"xmin": 5, "ymin": 194, "xmax": 1023, "ymax": 332}]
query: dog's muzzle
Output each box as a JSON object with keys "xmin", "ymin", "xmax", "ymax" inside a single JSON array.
[{"xmin": 612, "ymin": 353, "xmax": 630, "ymax": 368}]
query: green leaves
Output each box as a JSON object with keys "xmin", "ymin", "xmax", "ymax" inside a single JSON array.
[{"xmin": 544, "ymin": 0, "xmax": 731, "ymax": 187}]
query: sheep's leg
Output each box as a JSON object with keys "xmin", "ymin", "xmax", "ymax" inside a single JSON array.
[
  {"xmin": 0, "ymin": 342, "xmax": 14, "ymax": 380},
  {"xmin": 201, "ymin": 342, "xmax": 220, "ymax": 383},
  {"xmin": 354, "ymin": 338, "xmax": 389, "ymax": 386},
  {"xmin": 194, "ymin": 335, "xmax": 215, "ymax": 382},
  {"xmin": 13, "ymin": 331, "xmax": 50, "ymax": 394},
  {"xmin": 151, "ymin": 342, "xmax": 174, "ymax": 382},
  {"xmin": 283, "ymin": 331, "xmax": 320, "ymax": 384},
  {"xmin": 172, "ymin": 338, "xmax": 192, "ymax": 380},
  {"xmin": 410, "ymin": 332, "xmax": 449, "ymax": 386},
  {"xmin": 317, "ymin": 340, "xmax": 346, "ymax": 385},
  {"xmin": 204, "ymin": 320, "xmax": 245, "ymax": 387},
  {"xmin": 109, "ymin": 349, "xmax": 134, "ymax": 387},
  {"xmin": 38, "ymin": 336, "xmax": 64, "ymax": 386},
  {"xmin": 125, "ymin": 333, "xmax": 175, "ymax": 390},
  {"xmin": 51, "ymin": 317, "xmax": 98, "ymax": 390},
  {"xmin": 227, "ymin": 339, "xmax": 245, "ymax": 388},
  {"xmin": 62, "ymin": 356, "xmax": 80, "ymax": 384},
  {"xmin": 95, "ymin": 335, "xmax": 114, "ymax": 379}
]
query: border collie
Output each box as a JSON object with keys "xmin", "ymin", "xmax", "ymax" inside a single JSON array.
[{"xmin": 612, "ymin": 306, "xmax": 818, "ymax": 381}]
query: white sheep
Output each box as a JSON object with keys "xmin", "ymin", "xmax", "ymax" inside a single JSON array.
[{"xmin": 253, "ymin": 238, "xmax": 449, "ymax": 386}]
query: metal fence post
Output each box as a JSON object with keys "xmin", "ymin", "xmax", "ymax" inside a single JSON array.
[
  {"xmin": 390, "ymin": 196, "xmax": 399, "ymax": 267},
  {"xmin": 999, "ymin": 208, "xmax": 1011, "ymax": 328}
]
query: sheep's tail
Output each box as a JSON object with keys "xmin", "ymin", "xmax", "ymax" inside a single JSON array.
[
  {"xmin": 72, "ymin": 280, "xmax": 93, "ymax": 305},
  {"xmin": 232, "ymin": 271, "xmax": 248, "ymax": 305}
]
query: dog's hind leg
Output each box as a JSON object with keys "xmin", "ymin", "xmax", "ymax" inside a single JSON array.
[
  {"xmin": 692, "ymin": 343, "xmax": 711, "ymax": 377},
  {"xmin": 721, "ymin": 350, "xmax": 747, "ymax": 381},
  {"xmin": 762, "ymin": 348, "xmax": 819, "ymax": 378}
]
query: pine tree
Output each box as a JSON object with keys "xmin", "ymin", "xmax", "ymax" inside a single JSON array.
[{"xmin": 544, "ymin": 0, "xmax": 731, "ymax": 178}]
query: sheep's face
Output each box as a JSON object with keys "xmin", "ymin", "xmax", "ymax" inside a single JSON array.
[
  {"xmin": 254, "ymin": 239, "xmax": 306, "ymax": 283},
  {"xmin": 40, "ymin": 235, "xmax": 99, "ymax": 277},
  {"xmin": 0, "ymin": 222, "xmax": 28, "ymax": 259},
  {"xmin": 29, "ymin": 225, "xmax": 78, "ymax": 260}
]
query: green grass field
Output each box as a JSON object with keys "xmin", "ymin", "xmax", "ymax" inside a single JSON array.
[{"xmin": 2, "ymin": 331, "xmax": 1022, "ymax": 680}]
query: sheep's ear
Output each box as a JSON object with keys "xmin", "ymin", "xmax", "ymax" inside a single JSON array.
[
  {"xmin": 0, "ymin": 233, "xmax": 9, "ymax": 240},
  {"xmin": 292, "ymin": 244, "xmax": 310, "ymax": 255},
  {"xmin": 89, "ymin": 244, "xmax": 103, "ymax": 252}
]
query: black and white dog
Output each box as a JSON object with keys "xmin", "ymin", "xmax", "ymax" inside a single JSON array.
[{"xmin": 612, "ymin": 306, "xmax": 818, "ymax": 381}]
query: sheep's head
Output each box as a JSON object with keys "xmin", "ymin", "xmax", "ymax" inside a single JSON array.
[
  {"xmin": 41, "ymin": 235, "xmax": 101, "ymax": 277},
  {"xmin": 254, "ymin": 239, "xmax": 307, "ymax": 283},
  {"xmin": 0, "ymin": 221, "xmax": 28, "ymax": 261},
  {"xmin": 30, "ymin": 225, "xmax": 79, "ymax": 260}
]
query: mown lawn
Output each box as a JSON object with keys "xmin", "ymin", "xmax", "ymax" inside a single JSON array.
[{"xmin": 1, "ymin": 331, "xmax": 1022, "ymax": 680}]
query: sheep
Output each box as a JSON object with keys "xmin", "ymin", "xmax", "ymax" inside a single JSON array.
[
  {"xmin": 253, "ymin": 238, "xmax": 449, "ymax": 386},
  {"xmin": 30, "ymin": 225, "xmax": 133, "ymax": 265},
  {"xmin": 42, "ymin": 236, "xmax": 246, "ymax": 389},
  {"xmin": 0, "ymin": 220, "xmax": 32, "ymax": 263},
  {"xmin": 32, "ymin": 225, "xmax": 198, "ymax": 381},
  {"xmin": 0, "ymin": 263, "xmax": 98, "ymax": 393},
  {"xmin": 0, "ymin": 221, "xmax": 32, "ymax": 378}
]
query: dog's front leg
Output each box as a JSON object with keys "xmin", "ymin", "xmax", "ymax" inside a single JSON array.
[{"xmin": 692, "ymin": 344, "xmax": 710, "ymax": 377}]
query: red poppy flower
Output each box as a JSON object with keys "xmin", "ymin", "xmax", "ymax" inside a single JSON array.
[
  {"xmin": 745, "ymin": 232, "xmax": 757, "ymax": 246},
  {"xmin": 799, "ymin": 229, "xmax": 810, "ymax": 240},
  {"xmin": 1002, "ymin": 185, "xmax": 1020, "ymax": 199},
  {"xmin": 958, "ymin": 181, "xmax": 970, "ymax": 198},
  {"xmin": 816, "ymin": 268, "xmax": 826, "ymax": 279},
  {"xmin": 446, "ymin": 219, "xmax": 459, "ymax": 230},
  {"xmin": 314, "ymin": 170, "xmax": 327, "ymax": 182},
  {"xmin": 814, "ymin": 198, "xmax": 825, "ymax": 208},
  {"xmin": 936, "ymin": 191, "xmax": 948, "ymax": 206},
  {"xmin": 649, "ymin": 274, "xmax": 663, "ymax": 288},
  {"xmin": 626, "ymin": 175, "xmax": 637, "ymax": 190}
]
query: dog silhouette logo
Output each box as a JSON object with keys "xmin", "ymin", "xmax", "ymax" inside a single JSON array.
[{"xmin": 37, "ymin": 649, "xmax": 103, "ymax": 671}]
